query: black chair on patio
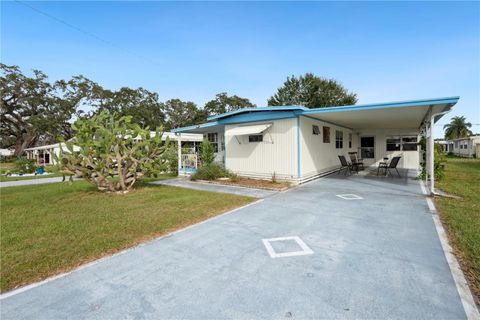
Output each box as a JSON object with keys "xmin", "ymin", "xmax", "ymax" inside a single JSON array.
[
  {"xmin": 377, "ymin": 156, "xmax": 401, "ymax": 177},
  {"xmin": 338, "ymin": 155, "xmax": 357, "ymax": 176},
  {"xmin": 348, "ymin": 152, "xmax": 364, "ymax": 170}
]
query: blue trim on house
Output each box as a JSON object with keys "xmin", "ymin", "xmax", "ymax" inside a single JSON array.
[
  {"xmin": 300, "ymin": 114, "xmax": 353, "ymax": 131},
  {"xmin": 218, "ymin": 111, "xmax": 297, "ymax": 125},
  {"xmin": 297, "ymin": 116, "xmax": 301, "ymax": 178},
  {"xmin": 171, "ymin": 121, "xmax": 220, "ymax": 133},
  {"xmin": 301, "ymin": 96, "xmax": 460, "ymax": 116},
  {"xmin": 207, "ymin": 105, "xmax": 307, "ymax": 121}
]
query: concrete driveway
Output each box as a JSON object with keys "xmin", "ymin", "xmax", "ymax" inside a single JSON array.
[{"xmin": 0, "ymin": 171, "xmax": 469, "ymax": 319}]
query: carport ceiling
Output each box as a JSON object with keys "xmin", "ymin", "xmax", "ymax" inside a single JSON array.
[{"xmin": 302, "ymin": 102, "xmax": 454, "ymax": 130}]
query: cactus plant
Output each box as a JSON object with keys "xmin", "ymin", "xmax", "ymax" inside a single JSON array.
[{"xmin": 58, "ymin": 112, "xmax": 169, "ymax": 192}]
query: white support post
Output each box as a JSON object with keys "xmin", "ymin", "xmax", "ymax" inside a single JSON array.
[
  {"xmin": 424, "ymin": 122, "xmax": 429, "ymax": 188},
  {"xmin": 177, "ymin": 133, "xmax": 182, "ymax": 176},
  {"xmin": 428, "ymin": 118, "xmax": 435, "ymax": 194}
]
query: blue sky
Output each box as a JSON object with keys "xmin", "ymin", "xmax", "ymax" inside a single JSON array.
[{"xmin": 1, "ymin": 1, "xmax": 479, "ymax": 137}]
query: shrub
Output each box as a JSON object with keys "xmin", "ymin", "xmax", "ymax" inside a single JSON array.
[
  {"xmin": 191, "ymin": 163, "xmax": 233, "ymax": 181},
  {"xmin": 163, "ymin": 143, "xmax": 178, "ymax": 174},
  {"xmin": 418, "ymin": 138, "xmax": 446, "ymax": 180},
  {"xmin": 200, "ymin": 139, "xmax": 215, "ymax": 167},
  {"xmin": 14, "ymin": 158, "xmax": 36, "ymax": 174}
]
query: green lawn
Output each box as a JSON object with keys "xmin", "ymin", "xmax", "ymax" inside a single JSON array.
[
  {"xmin": 0, "ymin": 180, "xmax": 254, "ymax": 292},
  {"xmin": 0, "ymin": 172, "xmax": 63, "ymax": 182},
  {"xmin": 0, "ymin": 162, "xmax": 15, "ymax": 172},
  {"xmin": 435, "ymin": 157, "xmax": 480, "ymax": 301}
]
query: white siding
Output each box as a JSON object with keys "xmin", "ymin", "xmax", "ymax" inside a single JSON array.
[
  {"xmin": 356, "ymin": 129, "xmax": 420, "ymax": 169},
  {"xmin": 299, "ymin": 116, "xmax": 356, "ymax": 180},
  {"xmin": 447, "ymin": 136, "xmax": 480, "ymax": 158},
  {"xmin": 225, "ymin": 118, "xmax": 297, "ymax": 180}
]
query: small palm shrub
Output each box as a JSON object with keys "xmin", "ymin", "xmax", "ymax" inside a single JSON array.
[
  {"xmin": 200, "ymin": 139, "xmax": 215, "ymax": 167},
  {"xmin": 163, "ymin": 143, "xmax": 178, "ymax": 174}
]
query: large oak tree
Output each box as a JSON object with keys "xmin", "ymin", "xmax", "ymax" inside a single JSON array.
[
  {"xmin": 163, "ymin": 99, "xmax": 199, "ymax": 129},
  {"xmin": 268, "ymin": 73, "xmax": 357, "ymax": 108},
  {"xmin": 0, "ymin": 64, "xmax": 96, "ymax": 156},
  {"xmin": 94, "ymin": 87, "xmax": 165, "ymax": 129},
  {"xmin": 203, "ymin": 92, "xmax": 256, "ymax": 117}
]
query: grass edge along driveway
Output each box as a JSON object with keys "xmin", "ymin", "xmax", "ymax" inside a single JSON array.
[
  {"xmin": 435, "ymin": 157, "xmax": 480, "ymax": 304},
  {"xmin": 0, "ymin": 180, "xmax": 254, "ymax": 292}
]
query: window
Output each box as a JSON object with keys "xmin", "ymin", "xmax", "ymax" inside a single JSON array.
[
  {"xmin": 335, "ymin": 130, "xmax": 343, "ymax": 149},
  {"xmin": 206, "ymin": 132, "xmax": 218, "ymax": 152},
  {"xmin": 323, "ymin": 126, "xmax": 330, "ymax": 143},
  {"xmin": 385, "ymin": 136, "xmax": 417, "ymax": 151},
  {"xmin": 348, "ymin": 133, "xmax": 352, "ymax": 148},
  {"xmin": 312, "ymin": 125, "xmax": 320, "ymax": 135},
  {"xmin": 402, "ymin": 136, "xmax": 418, "ymax": 151},
  {"xmin": 386, "ymin": 137, "xmax": 401, "ymax": 151},
  {"xmin": 249, "ymin": 134, "xmax": 263, "ymax": 143}
]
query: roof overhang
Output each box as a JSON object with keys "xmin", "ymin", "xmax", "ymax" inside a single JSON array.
[
  {"xmin": 25, "ymin": 143, "xmax": 62, "ymax": 151},
  {"xmin": 299, "ymin": 97, "xmax": 459, "ymax": 130},
  {"xmin": 207, "ymin": 105, "xmax": 306, "ymax": 121},
  {"xmin": 171, "ymin": 121, "xmax": 224, "ymax": 134},
  {"xmin": 172, "ymin": 96, "xmax": 460, "ymax": 134}
]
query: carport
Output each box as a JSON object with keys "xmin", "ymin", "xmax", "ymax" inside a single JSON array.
[{"xmin": 301, "ymin": 97, "xmax": 459, "ymax": 194}]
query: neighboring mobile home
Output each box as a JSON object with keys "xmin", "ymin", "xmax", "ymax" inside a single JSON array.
[
  {"xmin": 442, "ymin": 135, "xmax": 480, "ymax": 158},
  {"xmin": 173, "ymin": 97, "xmax": 459, "ymax": 185},
  {"xmin": 24, "ymin": 132, "xmax": 203, "ymax": 166}
]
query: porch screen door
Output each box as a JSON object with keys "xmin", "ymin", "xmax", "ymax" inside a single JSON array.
[{"xmin": 360, "ymin": 137, "xmax": 375, "ymax": 160}]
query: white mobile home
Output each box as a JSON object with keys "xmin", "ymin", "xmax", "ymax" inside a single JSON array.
[
  {"xmin": 24, "ymin": 132, "xmax": 203, "ymax": 166},
  {"xmin": 25, "ymin": 143, "xmax": 80, "ymax": 165},
  {"xmin": 173, "ymin": 97, "xmax": 459, "ymax": 186},
  {"xmin": 443, "ymin": 135, "xmax": 480, "ymax": 158}
]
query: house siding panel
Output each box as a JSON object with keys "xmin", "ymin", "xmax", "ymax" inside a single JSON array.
[
  {"xmin": 356, "ymin": 129, "xmax": 421, "ymax": 169},
  {"xmin": 299, "ymin": 116, "xmax": 356, "ymax": 180},
  {"xmin": 225, "ymin": 118, "xmax": 297, "ymax": 180}
]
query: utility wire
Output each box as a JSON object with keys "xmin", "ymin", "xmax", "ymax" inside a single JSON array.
[{"xmin": 14, "ymin": 0, "xmax": 161, "ymax": 67}]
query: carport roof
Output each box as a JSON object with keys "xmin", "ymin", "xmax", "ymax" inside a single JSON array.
[
  {"xmin": 172, "ymin": 96, "xmax": 459, "ymax": 133},
  {"xmin": 301, "ymin": 96, "xmax": 459, "ymax": 130}
]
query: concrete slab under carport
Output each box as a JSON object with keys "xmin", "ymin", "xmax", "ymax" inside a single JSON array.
[{"xmin": 0, "ymin": 170, "xmax": 469, "ymax": 319}]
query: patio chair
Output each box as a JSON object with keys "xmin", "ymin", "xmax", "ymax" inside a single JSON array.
[
  {"xmin": 348, "ymin": 152, "xmax": 364, "ymax": 170},
  {"xmin": 377, "ymin": 156, "xmax": 401, "ymax": 177},
  {"xmin": 338, "ymin": 155, "xmax": 357, "ymax": 176}
]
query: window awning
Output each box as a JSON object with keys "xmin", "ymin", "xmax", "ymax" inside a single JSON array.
[{"xmin": 226, "ymin": 123, "xmax": 272, "ymax": 136}]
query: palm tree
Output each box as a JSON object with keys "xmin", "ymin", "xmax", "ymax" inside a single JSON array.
[{"xmin": 443, "ymin": 116, "xmax": 472, "ymax": 139}]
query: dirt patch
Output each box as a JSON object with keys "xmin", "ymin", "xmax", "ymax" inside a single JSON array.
[{"xmin": 197, "ymin": 177, "xmax": 290, "ymax": 191}]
